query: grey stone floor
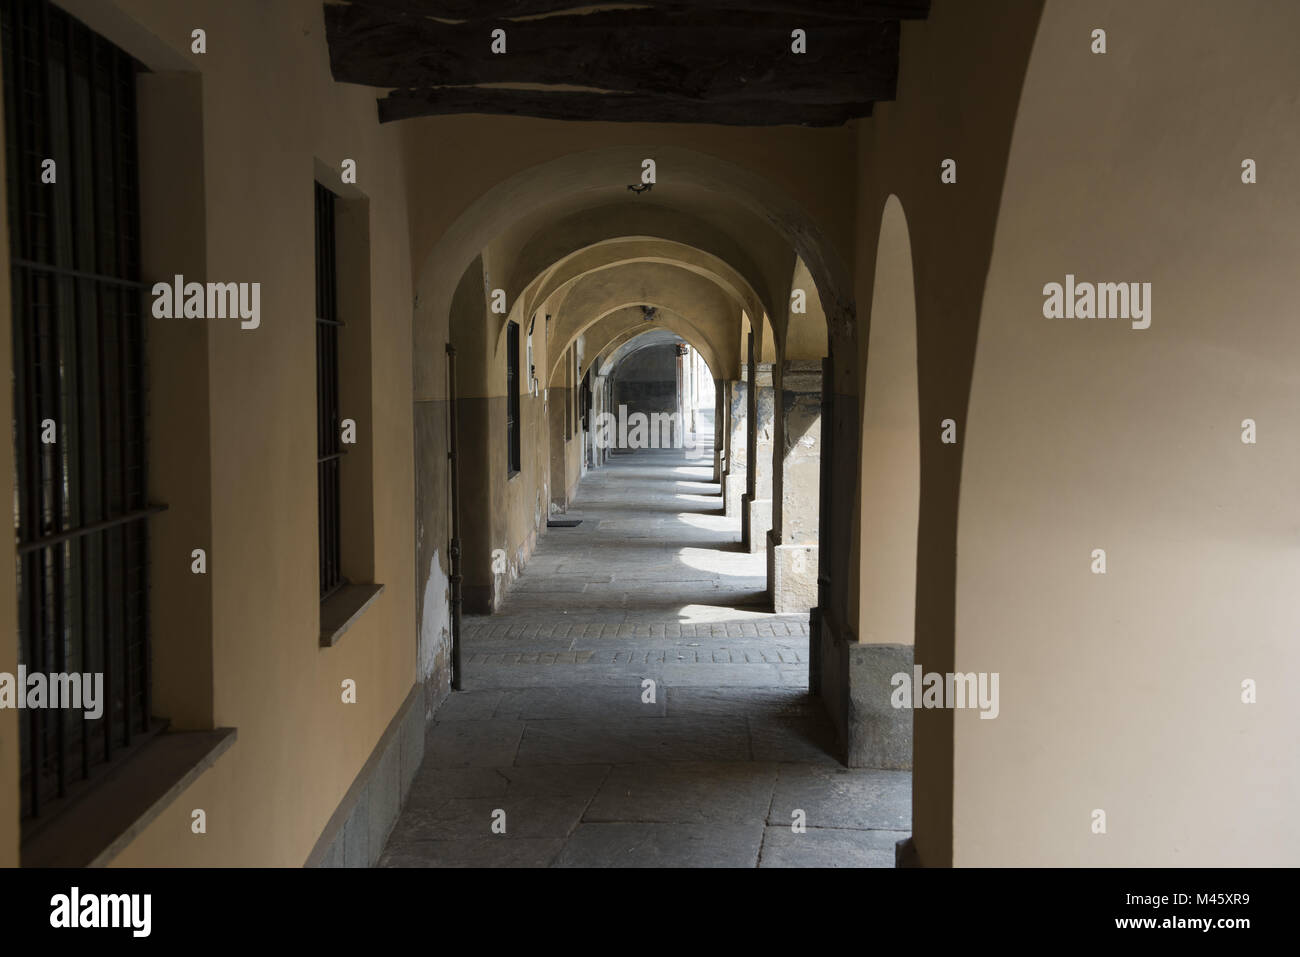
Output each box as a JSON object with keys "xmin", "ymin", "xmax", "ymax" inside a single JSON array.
[{"xmin": 381, "ymin": 441, "xmax": 911, "ymax": 867}]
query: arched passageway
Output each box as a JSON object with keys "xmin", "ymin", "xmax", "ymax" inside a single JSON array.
[
  {"xmin": 397, "ymin": 324, "xmax": 908, "ymax": 866},
  {"xmin": 391, "ymin": 138, "xmax": 904, "ymax": 865},
  {"xmin": 11, "ymin": 0, "xmax": 1295, "ymax": 876},
  {"xmin": 414, "ymin": 146, "xmax": 859, "ymax": 672}
]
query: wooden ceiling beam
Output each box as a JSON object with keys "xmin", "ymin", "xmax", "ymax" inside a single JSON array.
[
  {"xmin": 342, "ymin": 0, "xmax": 930, "ymax": 23},
  {"xmin": 326, "ymin": 5, "xmax": 899, "ymax": 105},
  {"xmin": 377, "ymin": 86, "xmax": 873, "ymax": 125}
]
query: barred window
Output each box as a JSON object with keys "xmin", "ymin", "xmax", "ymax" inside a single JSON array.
[
  {"xmin": 506, "ymin": 319, "xmax": 520, "ymax": 475},
  {"xmin": 315, "ymin": 181, "xmax": 345, "ymax": 600},
  {"xmin": 3, "ymin": 0, "xmax": 161, "ymax": 828}
]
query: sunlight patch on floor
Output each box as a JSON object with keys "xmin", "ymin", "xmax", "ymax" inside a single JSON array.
[
  {"xmin": 671, "ymin": 603, "xmax": 781, "ymax": 623},
  {"xmin": 675, "ymin": 546, "xmax": 762, "ymax": 577}
]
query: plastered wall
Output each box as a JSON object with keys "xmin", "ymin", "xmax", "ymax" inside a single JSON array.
[
  {"xmin": 953, "ymin": 0, "xmax": 1300, "ymax": 865},
  {"xmin": 13, "ymin": 0, "xmax": 422, "ymax": 866}
]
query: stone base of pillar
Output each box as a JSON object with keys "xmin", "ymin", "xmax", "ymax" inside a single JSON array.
[
  {"xmin": 847, "ymin": 642, "xmax": 914, "ymax": 769},
  {"xmin": 744, "ymin": 496, "xmax": 771, "ymax": 554},
  {"xmin": 814, "ymin": 616, "xmax": 913, "ymax": 770},
  {"xmin": 713, "ymin": 450, "xmax": 723, "ymax": 484},
  {"xmin": 767, "ymin": 534, "xmax": 818, "ymax": 614},
  {"xmin": 724, "ymin": 472, "xmax": 746, "ymax": 519}
]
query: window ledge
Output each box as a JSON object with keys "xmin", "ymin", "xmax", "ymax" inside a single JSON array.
[
  {"xmin": 321, "ymin": 582, "xmax": 385, "ymax": 647},
  {"xmin": 21, "ymin": 727, "xmax": 237, "ymax": 867}
]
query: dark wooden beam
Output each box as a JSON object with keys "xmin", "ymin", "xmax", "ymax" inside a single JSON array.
[
  {"xmin": 326, "ymin": 5, "xmax": 899, "ymax": 105},
  {"xmin": 377, "ymin": 86, "xmax": 872, "ymax": 125},
  {"xmin": 345, "ymin": 0, "xmax": 930, "ymax": 22}
]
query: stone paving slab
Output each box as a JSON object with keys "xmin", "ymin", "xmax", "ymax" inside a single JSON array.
[
  {"xmin": 665, "ymin": 687, "xmax": 823, "ymax": 719},
  {"xmin": 494, "ymin": 685, "xmax": 667, "ymax": 720},
  {"xmin": 554, "ymin": 823, "xmax": 764, "ymax": 868},
  {"xmin": 387, "ymin": 793, "xmax": 590, "ymax": 842},
  {"xmin": 404, "ymin": 766, "xmax": 513, "ymax": 808},
  {"xmin": 424, "ymin": 719, "xmax": 525, "ymax": 768},
  {"xmin": 514, "ymin": 715, "xmax": 753, "ymax": 765},
  {"xmin": 584, "ymin": 762, "xmax": 779, "ymax": 825},
  {"xmin": 768, "ymin": 765, "xmax": 912, "ymax": 831},
  {"xmin": 378, "ymin": 838, "xmax": 566, "ymax": 868},
  {"xmin": 748, "ymin": 717, "xmax": 841, "ymax": 766},
  {"xmin": 758, "ymin": 827, "xmax": 908, "ymax": 868},
  {"xmin": 491, "ymin": 765, "xmax": 613, "ymax": 797},
  {"xmin": 404, "ymin": 764, "xmax": 612, "ymax": 810},
  {"xmin": 430, "ymin": 690, "xmax": 503, "ymax": 722}
]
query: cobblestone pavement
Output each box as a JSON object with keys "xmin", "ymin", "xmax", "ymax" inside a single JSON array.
[{"xmin": 382, "ymin": 444, "xmax": 911, "ymax": 867}]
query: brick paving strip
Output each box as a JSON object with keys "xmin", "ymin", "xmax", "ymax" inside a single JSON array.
[
  {"xmin": 463, "ymin": 617, "xmax": 812, "ymax": 641},
  {"xmin": 465, "ymin": 647, "xmax": 804, "ymax": 666}
]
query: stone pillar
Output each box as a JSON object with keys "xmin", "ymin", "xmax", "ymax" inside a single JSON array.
[
  {"xmin": 768, "ymin": 360, "xmax": 821, "ymax": 613},
  {"xmin": 548, "ymin": 381, "xmax": 570, "ymax": 513},
  {"xmin": 589, "ymin": 373, "xmax": 607, "ymax": 468},
  {"xmin": 723, "ymin": 377, "xmax": 747, "ymax": 518},
  {"xmin": 713, "ymin": 383, "xmax": 724, "ymax": 483},
  {"xmin": 742, "ymin": 362, "xmax": 774, "ymax": 553},
  {"xmin": 847, "ymin": 642, "xmax": 914, "ymax": 769},
  {"xmin": 811, "ymin": 326, "xmax": 911, "ymax": 771}
]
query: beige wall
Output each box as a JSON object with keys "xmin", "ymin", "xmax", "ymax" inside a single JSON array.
[
  {"xmin": 492, "ymin": 309, "xmax": 552, "ymax": 599},
  {"xmin": 137, "ymin": 70, "xmax": 216, "ymax": 732},
  {"xmin": 953, "ymin": 0, "xmax": 1300, "ymax": 865},
  {"xmin": 784, "ymin": 259, "xmax": 828, "ymax": 362},
  {"xmin": 18, "ymin": 0, "xmax": 421, "ymax": 866}
]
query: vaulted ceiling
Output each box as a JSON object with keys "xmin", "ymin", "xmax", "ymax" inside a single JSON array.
[{"xmin": 324, "ymin": 0, "xmax": 930, "ymax": 126}]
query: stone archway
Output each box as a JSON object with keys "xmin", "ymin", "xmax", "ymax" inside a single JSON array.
[
  {"xmin": 844, "ymin": 195, "xmax": 920, "ymax": 769},
  {"xmin": 411, "ymin": 145, "xmax": 861, "ymax": 708}
]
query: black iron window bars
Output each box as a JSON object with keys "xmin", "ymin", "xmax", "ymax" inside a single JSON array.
[{"xmin": 3, "ymin": 0, "xmax": 163, "ymax": 827}]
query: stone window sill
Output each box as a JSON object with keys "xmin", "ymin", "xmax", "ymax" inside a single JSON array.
[
  {"xmin": 21, "ymin": 727, "xmax": 237, "ymax": 867},
  {"xmin": 321, "ymin": 582, "xmax": 385, "ymax": 647}
]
